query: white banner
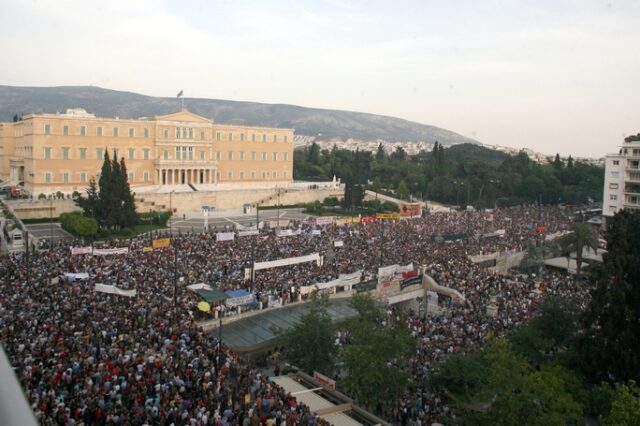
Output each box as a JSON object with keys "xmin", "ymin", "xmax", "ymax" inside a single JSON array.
[
  {"xmin": 311, "ymin": 229, "xmax": 322, "ymax": 236},
  {"xmin": 396, "ymin": 263, "xmax": 414, "ymax": 273},
  {"xmin": 253, "ymin": 253, "xmax": 321, "ymax": 271},
  {"xmin": 64, "ymin": 272, "xmax": 89, "ymax": 281},
  {"xmin": 187, "ymin": 283, "xmax": 212, "ymax": 291},
  {"xmin": 238, "ymin": 229, "xmax": 259, "ymax": 237},
  {"xmin": 339, "ymin": 270, "xmax": 362, "ymax": 287},
  {"xmin": 315, "ymin": 217, "xmax": 334, "ymax": 225},
  {"xmin": 225, "ymin": 293, "xmax": 256, "ymax": 307},
  {"xmin": 378, "ymin": 264, "xmax": 399, "ymax": 278},
  {"xmin": 94, "ymin": 284, "xmax": 136, "ymax": 297},
  {"xmin": 93, "ymin": 247, "xmax": 129, "ymax": 256},
  {"xmin": 276, "ymin": 228, "xmax": 302, "ymax": 237},
  {"xmin": 216, "ymin": 232, "xmax": 235, "ymax": 242},
  {"xmin": 70, "ymin": 246, "xmax": 92, "ymax": 255},
  {"xmin": 334, "ymin": 240, "xmax": 344, "ymax": 247}
]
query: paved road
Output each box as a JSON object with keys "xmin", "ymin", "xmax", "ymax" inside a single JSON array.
[
  {"xmin": 168, "ymin": 208, "xmax": 311, "ymax": 234},
  {"xmin": 23, "ymin": 223, "xmax": 74, "ymax": 244}
]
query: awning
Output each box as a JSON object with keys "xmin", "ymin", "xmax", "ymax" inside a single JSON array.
[{"xmin": 194, "ymin": 289, "xmax": 228, "ymax": 303}]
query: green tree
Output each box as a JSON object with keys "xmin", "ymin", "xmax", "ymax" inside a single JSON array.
[
  {"xmin": 553, "ymin": 153, "xmax": 563, "ymax": 169},
  {"xmin": 278, "ymin": 292, "xmax": 334, "ymax": 375},
  {"xmin": 607, "ymin": 381, "xmax": 640, "ymax": 425},
  {"xmin": 98, "ymin": 149, "xmax": 114, "ymax": 228},
  {"xmin": 75, "ymin": 177, "xmax": 99, "ymax": 220},
  {"xmin": 396, "ymin": 179, "xmax": 409, "ymax": 200},
  {"xmin": 119, "ymin": 157, "xmax": 138, "ymax": 228},
  {"xmin": 340, "ymin": 294, "xmax": 415, "ymax": 409},
  {"xmin": 575, "ymin": 210, "xmax": 640, "ymax": 383},
  {"xmin": 567, "ymin": 155, "xmax": 574, "ymax": 168},
  {"xmin": 308, "ymin": 141, "xmax": 321, "ymax": 165},
  {"xmin": 558, "ymin": 223, "xmax": 598, "ymax": 276},
  {"xmin": 375, "ymin": 143, "xmax": 385, "ymax": 161},
  {"xmin": 531, "ymin": 296, "xmax": 580, "ymax": 351}
]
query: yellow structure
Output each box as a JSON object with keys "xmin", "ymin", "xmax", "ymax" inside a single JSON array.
[{"xmin": 0, "ymin": 108, "xmax": 294, "ymax": 195}]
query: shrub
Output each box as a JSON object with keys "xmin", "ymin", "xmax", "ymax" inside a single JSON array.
[
  {"xmin": 38, "ymin": 193, "xmax": 47, "ymax": 200},
  {"xmin": 59, "ymin": 212, "xmax": 98, "ymax": 238},
  {"xmin": 323, "ymin": 197, "xmax": 340, "ymax": 207}
]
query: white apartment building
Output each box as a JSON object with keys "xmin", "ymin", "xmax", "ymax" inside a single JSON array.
[{"xmin": 603, "ymin": 138, "xmax": 640, "ymax": 220}]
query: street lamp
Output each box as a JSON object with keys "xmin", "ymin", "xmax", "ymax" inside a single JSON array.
[{"xmin": 49, "ymin": 197, "xmax": 53, "ymax": 251}]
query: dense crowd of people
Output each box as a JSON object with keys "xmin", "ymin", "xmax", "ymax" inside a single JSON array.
[{"xmin": 0, "ymin": 204, "xmax": 596, "ymax": 425}]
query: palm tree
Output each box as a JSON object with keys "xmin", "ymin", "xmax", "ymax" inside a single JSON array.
[{"xmin": 559, "ymin": 223, "xmax": 599, "ymax": 275}]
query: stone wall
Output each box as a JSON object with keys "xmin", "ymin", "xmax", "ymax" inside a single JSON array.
[{"xmin": 8, "ymin": 187, "xmax": 344, "ymax": 219}]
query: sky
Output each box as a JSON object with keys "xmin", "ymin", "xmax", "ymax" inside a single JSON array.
[{"xmin": 1, "ymin": 0, "xmax": 639, "ymax": 158}]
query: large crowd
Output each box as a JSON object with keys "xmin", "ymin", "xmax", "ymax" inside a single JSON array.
[{"xmin": 0, "ymin": 204, "xmax": 595, "ymax": 425}]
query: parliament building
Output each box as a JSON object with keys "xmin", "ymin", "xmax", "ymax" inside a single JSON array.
[{"xmin": 0, "ymin": 109, "xmax": 294, "ymax": 195}]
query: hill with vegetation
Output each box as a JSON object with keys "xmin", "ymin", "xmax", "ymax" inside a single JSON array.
[{"xmin": 0, "ymin": 85, "xmax": 477, "ymax": 146}]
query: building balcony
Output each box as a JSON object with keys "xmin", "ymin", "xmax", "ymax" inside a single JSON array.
[
  {"xmin": 626, "ymin": 173, "xmax": 640, "ymax": 182},
  {"xmin": 624, "ymin": 193, "xmax": 640, "ymax": 206}
]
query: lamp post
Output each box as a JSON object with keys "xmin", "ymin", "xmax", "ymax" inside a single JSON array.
[
  {"xmin": 25, "ymin": 229, "xmax": 30, "ymax": 286},
  {"xmin": 49, "ymin": 197, "xmax": 53, "ymax": 251},
  {"xmin": 169, "ymin": 191, "xmax": 174, "ymax": 235},
  {"xmin": 173, "ymin": 238, "xmax": 178, "ymax": 308}
]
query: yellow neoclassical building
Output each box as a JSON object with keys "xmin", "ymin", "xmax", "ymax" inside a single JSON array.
[{"xmin": 0, "ymin": 109, "xmax": 294, "ymax": 195}]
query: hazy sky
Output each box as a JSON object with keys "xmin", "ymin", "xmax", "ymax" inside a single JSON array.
[{"xmin": 1, "ymin": 0, "xmax": 639, "ymax": 158}]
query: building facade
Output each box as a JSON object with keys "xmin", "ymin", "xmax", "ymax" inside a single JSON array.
[
  {"xmin": 603, "ymin": 138, "xmax": 640, "ymax": 218},
  {"xmin": 0, "ymin": 109, "xmax": 294, "ymax": 195}
]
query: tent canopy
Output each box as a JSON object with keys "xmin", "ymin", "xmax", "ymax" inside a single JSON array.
[{"xmin": 194, "ymin": 289, "xmax": 228, "ymax": 303}]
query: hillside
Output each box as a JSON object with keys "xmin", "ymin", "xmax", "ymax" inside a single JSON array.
[{"xmin": 0, "ymin": 85, "xmax": 478, "ymax": 146}]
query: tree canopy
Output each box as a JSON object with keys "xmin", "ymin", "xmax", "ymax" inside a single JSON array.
[
  {"xmin": 76, "ymin": 150, "xmax": 137, "ymax": 230},
  {"xmin": 293, "ymin": 143, "xmax": 603, "ymax": 208}
]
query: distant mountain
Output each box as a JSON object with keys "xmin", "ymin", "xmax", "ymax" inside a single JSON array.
[{"xmin": 0, "ymin": 85, "xmax": 478, "ymax": 146}]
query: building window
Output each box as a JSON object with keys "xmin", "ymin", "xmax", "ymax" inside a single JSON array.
[
  {"xmin": 128, "ymin": 148, "xmax": 135, "ymax": 160},
  {"xmin": 216, "ymin": 132, "xmax": 221, "ymax": 141},
  {"xmin": 113, "ymin": 148, "xmax": 119, "ymax": 159},
  {"xmin": 227, "ymin": 151, "xmax": 233, "ymax": 160},
  {"xmin": 97, "ymin": 126, "xmax": 103, "ymax": 137},
  {"xmin": 240, "ymin": 171, "xmax": 245, "ymax": 179},
  {"xmin": 273, "ymin": 135, "xmax": 277, "ymax": 143},
  {"xmin": 262, "ymin": 134, "xmax": 267, "ymax": 143},
  {"xmin": 609, "ymin": 206, "xmax": 617, "ymax": 213},
  {"xmin": 273, "ymin": 171, "xmax": 277, "ymax": 179},
  {"xmin": 215, "ymin": 151, "xmax": 221, "ymax": 160},
  {"xmin": 251, "ymin": 171, "xmax": 256, "ymax": 179},
  {"xmin": 143, "ymin": 149, "xmax": 150, "ymax": 160},
  {"xmin": 284, "ymin": 135, "xmax": 288, "ymax": 143},
  {"xmin": 228, "ymin": 132, "xmax": 233, "ymax": 141},
  {"xmin": 79, "ymin": 148, "xmax": 86, "ymax": 160},
  {"xmin": 44, "ymin": 147, "xmax": 51, "ymax": 159},
  {"xmin": 611, "ymin": 171, "xmax": 620, "ymax": 178},
  {"xmin": 610, "ymin": 183, "xmax": 619, "ymax": 189},
  {"xmin": 96, "ymin": 148, "xmax": 104, "ymax": 160},
  {"xmin": 63, "ymin": 172, "xmax": 69, "ymax": 183},
  {"xmin": 163, "ymin": 150, "xmax": 168, "ymax": 160},
  {"xmin": 200, "ymin": 131, "xmax": 205, "ymax": 140},
  {"xmin": 284, "ymin": 152, "xmax": 289, "ymax": 161},
  {"xmin": 613, "ymin": 160, "xmax": 620, "ymax": 165},
  {"xmin": 44, "ymin": 172, "xmax": 52, "ymax": 183},
  {"xmin": 113, "ymin": 127, "xmax": 119, "ymax": 137},
  {"xmin": 240, "ymin": 133, "xmax": 245, "ymax": 142},
  {"xmin": 80, "ymin": 172, "xmax": 86, "ymax": 183},
  {"xmin": 44, "ymin": 124, "xmax": 51, "ymax": 134},
  {"xmin": 128, "ymin": 172, "xmax": 134, "ymax": 181},
  {"xmin": 262, "ymin": 152, "xmax": 267, "ymax": 160},
  {"xmin": 128, "ymin": 128, "xmax": 134, "ymax": 137},
  {"xmin": 227, "ymin": 171, "xmax": 233, "ymax": 180},
  {"xmin": 163, "ymin": 129, "xmax": 169, "ymax": 138},
  {"xmin": 63, "ymin": 125, "xmax": 69, "ymax": 135},
  {"xmin": 216, "ymin": 171, "xmax": 220, "ymax": 181},
  {"xmin": 272, "ymin": 152, "xmax": 278, "ymax": 161},
  {"xmin": 252, "ymin": 134, "xmax": 256, "ymax": 142},
  {"xmin": 187, "ymin": 146, "xmax": 193, "ymax": 160},
  {"xmin": 284, "ymin": 171, "xmax": 288, "ymax": 179},
  {"xmin": 144, "ymin": 128, "xmax": 149, "ymax": 138},
  {"xmin": 80, "ymin": 126, "xmax": 86, "ymax": 136},
  {"xmin": 62, "ymin": 147, "xmax": 70, "ymax": 160},
  {"xmin": 610, "ymin": 195, "xmax": 618, "ymax": 201},
  {"xmin": 262, "ymin": 171, "xmax": 267, "ymax": 179},
  {"xmin": 240, "ymin": 152, "xmax": 245, "ymax": 161},
  {"xmin": 143, "ymin": 171, "xmax": 149, "ymax": 182},
  {"xmin": 200, "ymin": 151, "xmax": 205, "ymax": 160},
  {"xmin": 175, "ymin": 146, "xmax": 181, "ymax": 160},
  {"xmin": 251, "ymin": 152, "xmax": 256, "ymax": 160}
]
